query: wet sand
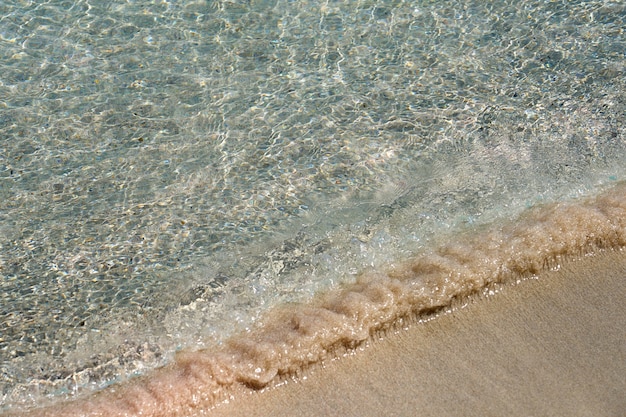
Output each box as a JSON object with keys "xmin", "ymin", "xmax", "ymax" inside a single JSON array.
[{"xmin": 209, "ymin": 250, "xmax": 626, "ymax": 417}]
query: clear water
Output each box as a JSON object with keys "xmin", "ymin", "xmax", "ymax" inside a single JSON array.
[{"xmin": 0, "ymin": 0, "xmax": 624, "ymax": 410}]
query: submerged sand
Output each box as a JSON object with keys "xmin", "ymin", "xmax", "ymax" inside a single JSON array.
[{"xmin": 210, "ymin": 250, "xmax": 626, "ymax": 417}]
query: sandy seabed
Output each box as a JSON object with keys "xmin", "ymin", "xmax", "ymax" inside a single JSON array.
[{"xmin": 210, "ymin": 250, "xmax": 626, "ymax": 417}]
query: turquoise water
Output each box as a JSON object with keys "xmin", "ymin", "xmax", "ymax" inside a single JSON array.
[{"xmin": 1, "ymin": 0, "xmax": 625, "ymax": 410}]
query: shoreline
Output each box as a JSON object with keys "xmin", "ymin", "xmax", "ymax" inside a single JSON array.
[
  {"xmin": 4, "ymin": 184, "xmax": 625, "ymax": 417},
  {"xmin": 210, "ymin": 249, "xmax": 626, "ymax": 417}
]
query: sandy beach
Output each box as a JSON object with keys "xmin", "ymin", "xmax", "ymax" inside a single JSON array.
[
  {"xmin": 209, "ymin": 250, "xmax": 626, "ymax": 417},
  {"xmin": 3, "ymin": 1, "xmax": 626, "ymax": 415}
]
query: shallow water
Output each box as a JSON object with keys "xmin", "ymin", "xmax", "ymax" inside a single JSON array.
[{"xmin": 0, "ymin": 0, "xmax": 625, "ymax": 412}]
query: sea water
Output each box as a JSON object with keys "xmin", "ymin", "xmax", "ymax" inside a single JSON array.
[{"xmin": 0, "ymin": 0, "xmax": 624, "ymax": 413}]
